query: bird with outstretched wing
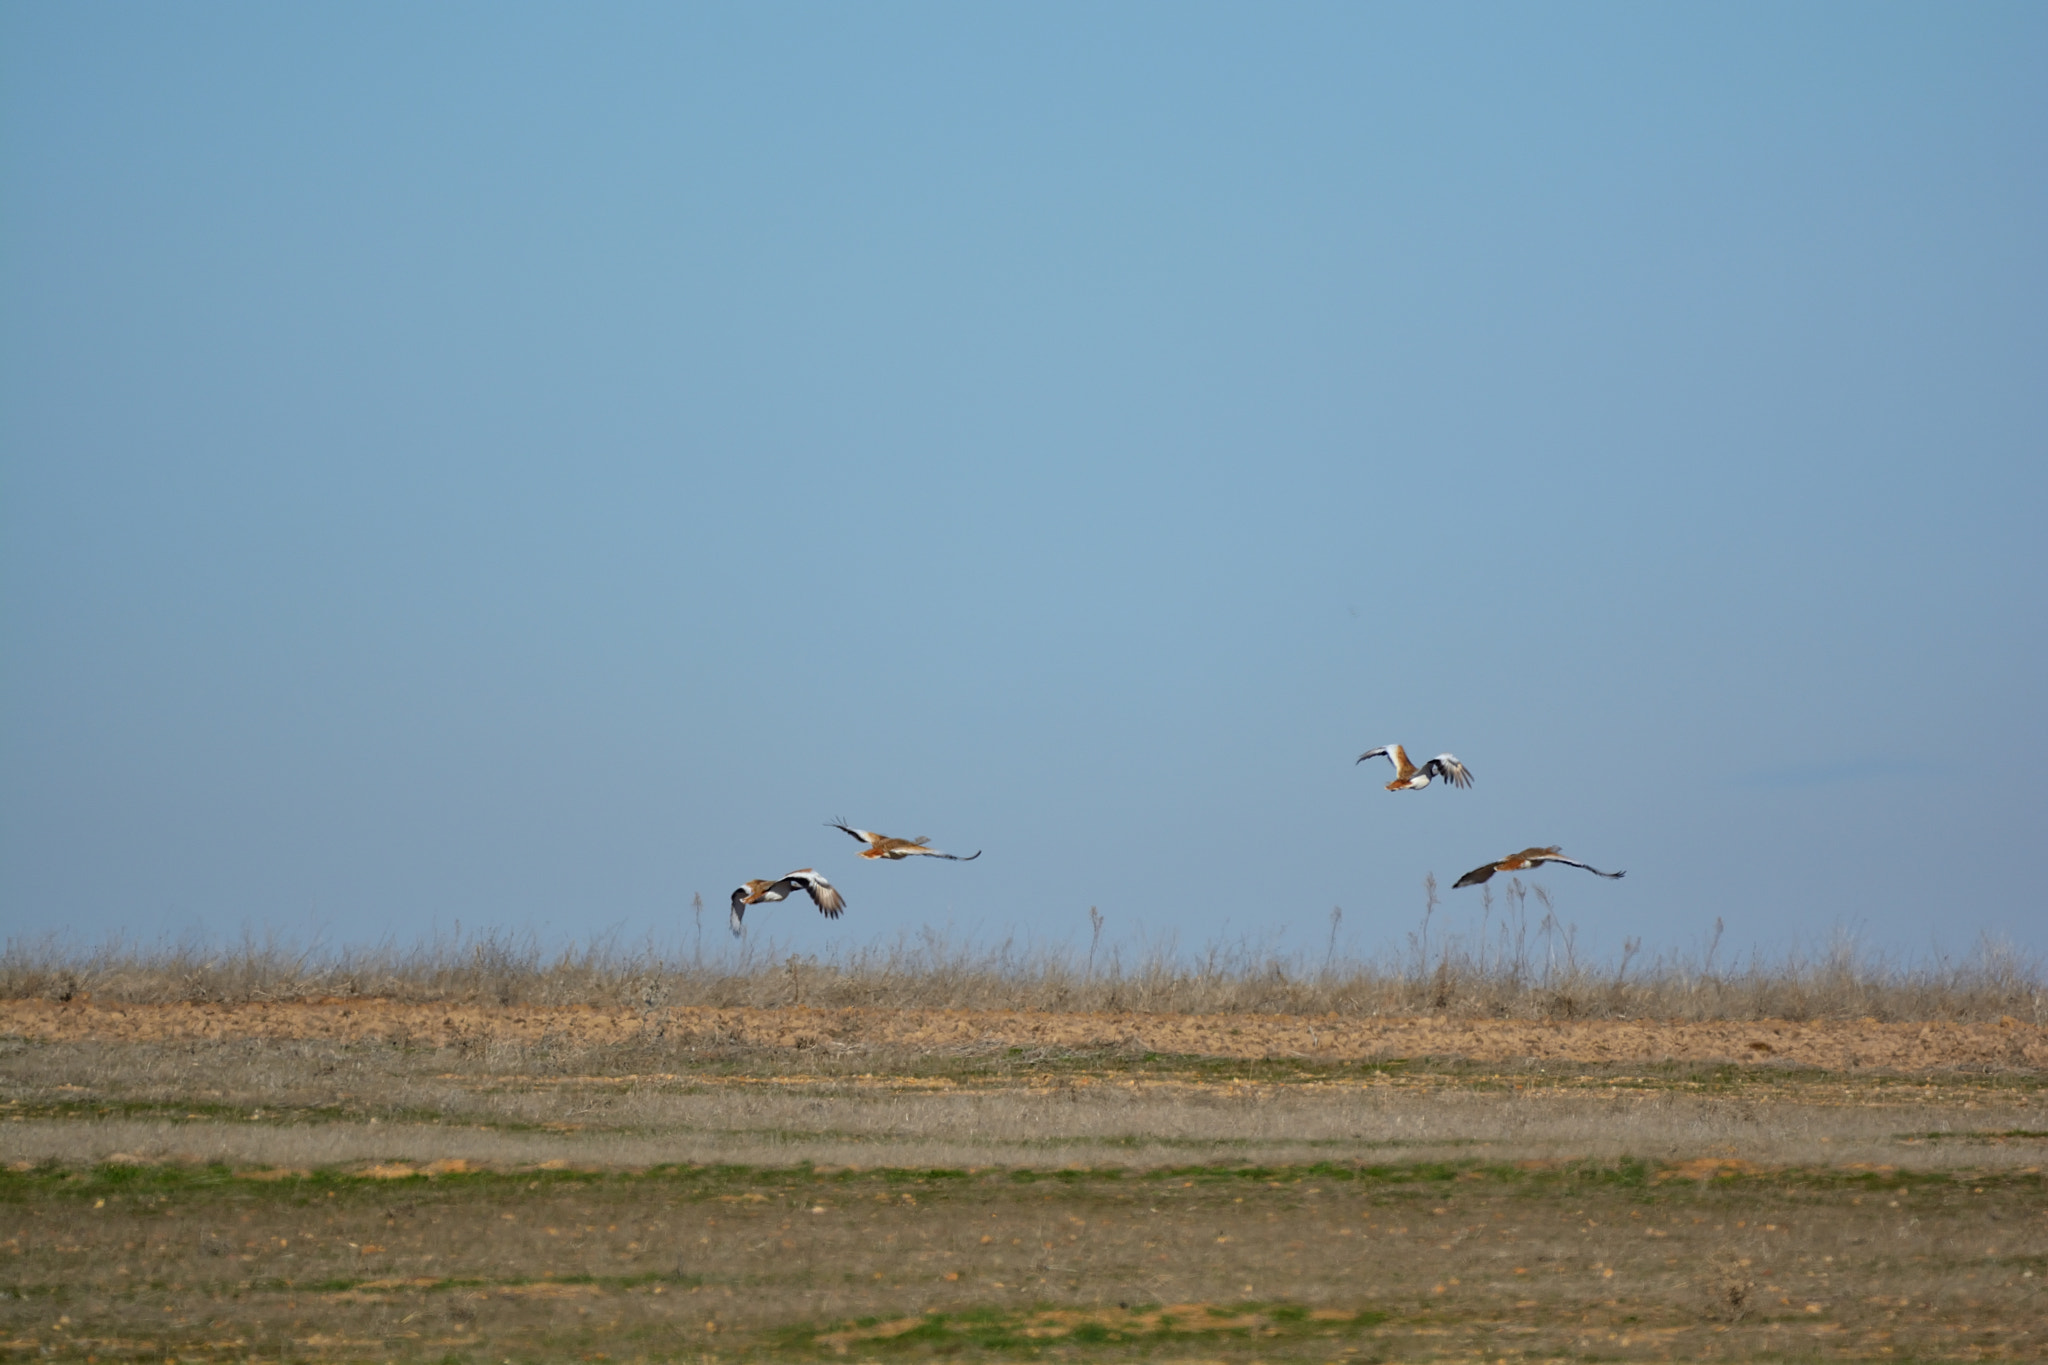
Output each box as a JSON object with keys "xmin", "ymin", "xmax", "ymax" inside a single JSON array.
[
  {"xmin": 1453, "ymin": 846, "xmax": 1624, "ymax": 889},
  {"xmin": 1357, "ymin": 744, "xmax": 1472, "ymax": 791},
  {"xmin": 830, "ymin": 821, "xmax": 981, "ymax": 862},
  {"xmin": 729, "ymin": 869, "xmax": 845, "ymax": 935}
]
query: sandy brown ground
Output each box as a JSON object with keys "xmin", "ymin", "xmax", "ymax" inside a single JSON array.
[
  {"xmin": 5, "ymin": 1000, "xmax": 2046, "ymax": 1176},
  {"xmin": 8, "ymin": 998, "xmax": 2046, "ymax": 1071}
]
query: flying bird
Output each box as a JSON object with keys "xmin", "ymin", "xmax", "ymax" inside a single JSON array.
[
  {"xmin": 1453, "ymin": 846, "xmax": 1624, "ymax": 889},
  {"xmin": 1356, "ymin": 744, "xmax": 1472, "ymax": 791},
  {"xmin": 830, "ymin": 821, "xmax": 981, "ymax": 862},
  {"xmin": 728, "ymin": 869, "xmax": 845, "ymax": 935}
]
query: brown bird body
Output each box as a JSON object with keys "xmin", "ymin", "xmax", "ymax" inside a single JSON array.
[
  {"xmin": 1453, "ymin": 846, "xmax": 1624, "ymax": 888},
  {"xmin": 831, "ymin": 821, "xmax": 980, "ymax": 862},
  {"xmin": 728, "ymin": 869, "xmax": 845, "ymax": 935},
  {"xmin": 1356, "ymin": 744, "xmax": 1472, "ymax": 791}
]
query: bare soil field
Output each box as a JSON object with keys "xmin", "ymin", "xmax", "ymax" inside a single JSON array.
[
  {"xmin": 4, "ymin": 1002, "xmax": 2045, "ymax": 1361},
  {"xmin": 5, "ymin": 1161, "xmax": 2044, "ymax": 1363},
  {"xmin": 7, "ymin": 998, "xmax": 2047, "ymax": 1071}
]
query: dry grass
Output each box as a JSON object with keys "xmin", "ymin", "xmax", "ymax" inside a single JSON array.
[{"xmin": 4, "ymin": 900, "xmax": 2041, "ymax": 1023}]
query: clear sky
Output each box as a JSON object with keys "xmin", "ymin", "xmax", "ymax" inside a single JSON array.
[{"xmin": 3, "ymin": 4, "xmax": 2043, "ymax": 966}]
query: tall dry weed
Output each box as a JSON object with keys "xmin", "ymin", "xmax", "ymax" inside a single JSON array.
[{"xmin": 3, "ymin": 901, "xmax": 2039, "ymax": 1023}]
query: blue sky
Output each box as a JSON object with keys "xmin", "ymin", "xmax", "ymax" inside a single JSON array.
[{"xmin": 3, "ymin": 4, "xmax": 2043, "ymax": 965}]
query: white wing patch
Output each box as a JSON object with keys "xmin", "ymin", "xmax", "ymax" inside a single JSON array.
[{"xmin": 1427, "ymin": 754, "xmax": 1472, "ymax": 788}]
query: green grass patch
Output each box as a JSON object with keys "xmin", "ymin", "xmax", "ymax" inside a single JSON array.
[
  {"xmin": 1893, "ymin": 1128, "xmax": 2048, "ymax": 1142},
  {"xmin": 771, "ymin": 1300, "xmax": 1393, "ymax": 1358},
  {"xmin": 1, "ymin": 1154, "xmax": 2037, "ymax": 1210}
]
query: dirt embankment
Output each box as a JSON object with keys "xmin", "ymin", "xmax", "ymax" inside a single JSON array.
[{"xmin": 2, "ymin": 999, "xmax": 2042, "ymax": 1072}]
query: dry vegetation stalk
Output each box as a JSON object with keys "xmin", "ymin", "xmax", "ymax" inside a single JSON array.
[{"xmin": 3, "ymin": 904, "xmax": 2040, "ymax": 1024}]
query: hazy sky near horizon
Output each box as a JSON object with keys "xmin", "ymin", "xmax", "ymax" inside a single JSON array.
[{"xmin": 3, "ymin": 4, "xmax": 2043, "ymax": 966}]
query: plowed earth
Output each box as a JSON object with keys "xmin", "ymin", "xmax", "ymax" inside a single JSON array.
[
  {"xmin": 5, "ymin": 998, "xmax": 2043, "ymax": 1070},
  {"xmin": 6, "ymin": 1000, "xmax": 2047, "ymax": 1361}
]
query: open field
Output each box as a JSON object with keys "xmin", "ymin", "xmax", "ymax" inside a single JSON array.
[
  {"xmin": 4, "ymin": 1002, "xmax": 2047, "ymax": 1361},
  {"xmin": 6, "ymin": 1159, "xmax": 2046, "ymax": 1362}
]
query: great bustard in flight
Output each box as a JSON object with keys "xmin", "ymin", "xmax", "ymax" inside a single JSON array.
[
  {"xmin": 1453, "ymin": 847, "xmax": 1624, "ymax": 889},
  {"xmin": 728, "ymin": 869, "xmax": 845, "ymax": 935},
  {"xmin": 1356, "ymin": 744, "xmax": 1472, "ymax": 791},
  {"xmin": 830, "ymin": 822, "xmax": 981, "ymax": 862}
]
